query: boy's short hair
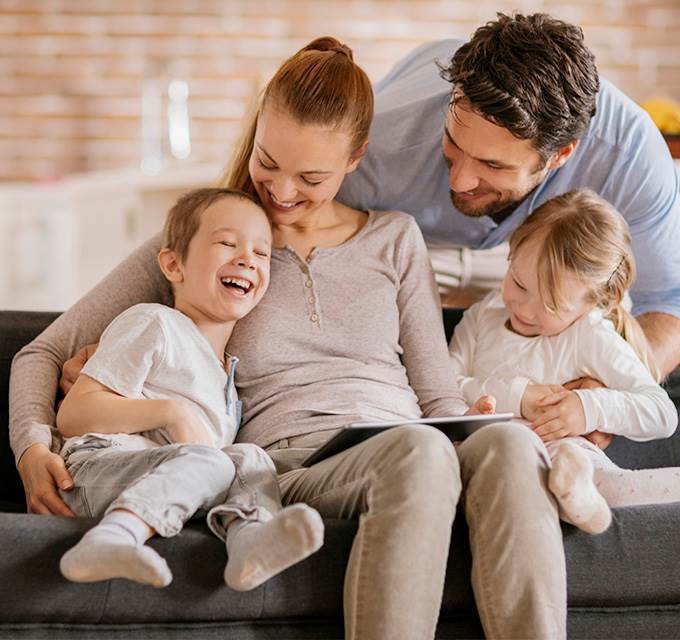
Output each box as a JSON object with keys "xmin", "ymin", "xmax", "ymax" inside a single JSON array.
[{"xmin": 162, "ymin": 187, "xmax": 264, "ymax": 260}]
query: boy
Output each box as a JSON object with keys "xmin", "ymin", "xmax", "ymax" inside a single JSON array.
[{"xmin": 56, "ymin": 188, "xmax": 323, "ymax": 590}]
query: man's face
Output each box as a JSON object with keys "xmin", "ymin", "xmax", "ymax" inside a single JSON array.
[{"xmin": 442, "ymin": 101, "xmax": 550, "ymax": 218}]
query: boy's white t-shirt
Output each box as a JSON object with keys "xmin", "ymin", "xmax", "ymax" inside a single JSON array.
[
  {"xmin": 61, "ymin": 303, "xmax": 240, "ymax": 457},
  {"xmin": 448, "ymin": 292, "xmax": 677, "ymax": 440}
]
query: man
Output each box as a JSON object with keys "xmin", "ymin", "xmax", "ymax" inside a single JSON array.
[
  {"xmin": 340, "ymin": 12, "xmax": 680, "ymax": 639},
  {"xmin": 339, "ymin": 12, "xmax": 680, "ymax": 377}
]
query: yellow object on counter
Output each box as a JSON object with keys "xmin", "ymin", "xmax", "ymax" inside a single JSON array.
[{"xmin": 641, "ymin": 97, "xmax": 680, "ymax": 135}]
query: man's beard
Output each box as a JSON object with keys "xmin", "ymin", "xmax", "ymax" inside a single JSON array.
[
  {"xmin": 449, "ymin": 160, "xmax": 548, "ymax": 224},
  {"xmin": 450, "ymin": 190, "xmax": 525, "ymax": 222},
  {"xmin": 449, "ymin": 171, "xmax": 546, "ymax": 224}
]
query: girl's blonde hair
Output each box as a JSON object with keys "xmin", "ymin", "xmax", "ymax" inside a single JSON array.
[
  {"xmin": 220, "ymin": 36, "xmax": 374, "ymax": 195},
  {"xmin": 509, "ymin": 189, "xmax": 660, "ymax": 381}
]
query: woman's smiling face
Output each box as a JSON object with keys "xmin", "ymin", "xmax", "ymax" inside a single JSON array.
[{"xmin": 248, "ymin": 103, "xmax": 362, "ymax": 227}]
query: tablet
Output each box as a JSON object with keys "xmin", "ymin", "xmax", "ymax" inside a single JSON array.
[{"xmin": 301, "ymin": 413, "xmax": 514, "ymax": 467}]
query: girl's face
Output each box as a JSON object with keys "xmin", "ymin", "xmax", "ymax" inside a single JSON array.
[
  {"xmin": 249, "ymin": 103, "xmax": 363, "ymax": 227},
  {"xmin": 501, "ymin": 237, "xmax": 595, "ymax": 337}
]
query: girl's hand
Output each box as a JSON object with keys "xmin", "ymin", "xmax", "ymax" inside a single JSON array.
[
  {"xmin": 164, "ymin": 400, "xmax": 214, "ymax": 446},
  {"xmin": 17, "ymin": 443, "xmax": 75, "ymax": 516},
  {"xmin": 531, "ymin": 389, "xmax": 586, "ymax": 442},
  {"xmin": 465, "ymin": 394, "xmax": 496, "ymax": 415},
  {"xmin": 520, "ymin": 384, "xmax": 566, "ymax": 421}
]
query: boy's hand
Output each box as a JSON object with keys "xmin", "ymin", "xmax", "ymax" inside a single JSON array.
[
  {"xmin": 531, "ymin": 389, "xmax": 586, "ymax": 442},
  {"xmin": 164, "ymin": 401, "xmax": 214, "ymax": 445},
  {"xmin": 60, "ymin": 343, "xmax": 98, "ymax": 397},
  {"xmin": 520, "ymin": 384, "xmax": 566, "ymax": 421},
  {"xmin": 465, "ymin": 394, "xmax": 496, "ymax": 415}
]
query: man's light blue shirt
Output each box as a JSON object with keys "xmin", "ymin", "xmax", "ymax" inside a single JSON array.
[{"xmin": 338, "ymin": 39, "xmax": 680, "ymax": 319}]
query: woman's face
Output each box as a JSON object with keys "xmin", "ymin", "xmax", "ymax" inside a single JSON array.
[{"xmin": 249, "ymin": 103, "xmax": 363, "ymax": 227}]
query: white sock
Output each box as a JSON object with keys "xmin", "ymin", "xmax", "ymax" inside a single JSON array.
[
  {"xmin": 60, "ymin": 511, "xmax": 172, "ymax": 587},
  {"xmin": 224, "ymin": 503, "xmax": 324, "ymax": 591},
  {"xmin": 548, "ymin": 442, "xmax": 612, "ymax": 534}
]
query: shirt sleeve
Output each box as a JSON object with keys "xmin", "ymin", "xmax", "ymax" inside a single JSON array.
[
  {"xmin": 573, "ymin": 318, "xmax": 678, "ymax": 440},
  {"xmin": 81, "ymin": 306, "xmax": 166, "ymax": 399},
  {"xmin": 448, "ymin": 299, "xmax": 530, "ymax": 417},
  {"xmin": 395, "ymin": 216, "xmax": 468, "ymax": 417},
  {"xmin": 8, "ymin": 233, "xmax": 169, "ymax": 464},
  {"xmin": 600, "ymin": 112, "xmax": 680, "ymax": 318}
]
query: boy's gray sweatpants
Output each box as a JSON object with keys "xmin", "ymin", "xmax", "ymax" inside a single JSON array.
[{"xmin": 60, "ymin": 436, "xmax": 282, "ymax": 540}]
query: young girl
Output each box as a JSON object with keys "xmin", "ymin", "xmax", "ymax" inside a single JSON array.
[{"xmin": 449, "ymin": 189, "xmax": 680, "ymax": 534}]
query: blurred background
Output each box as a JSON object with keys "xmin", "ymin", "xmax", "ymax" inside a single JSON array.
[{"xmin": 2, "ymin": 0, "xmax": 680, "ymax": 310}]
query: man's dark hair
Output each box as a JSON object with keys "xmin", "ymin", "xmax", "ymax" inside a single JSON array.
[{"xmin": 440, "ymin": 13, "xmax": 600, "ymax": 163}]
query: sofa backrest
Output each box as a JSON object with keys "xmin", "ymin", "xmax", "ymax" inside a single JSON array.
[
  {"xmin": 1, "ymin": 311, "xmax": 60, "ymax": 507},
  {"xmin": 0, "ymin": 309, "xmax": 462, "ymax": 507},
  {"xmin": 1, "ymin": 307, "xmax": 679, "ymax": 509}
]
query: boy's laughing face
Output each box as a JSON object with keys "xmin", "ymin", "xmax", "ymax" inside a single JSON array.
[{"xmin": 172, "ymin": 197, "xmax": 272, "ymax": 325}]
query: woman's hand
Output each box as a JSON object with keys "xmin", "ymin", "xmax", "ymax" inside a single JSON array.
[
  {"xmin": 164, "ymin": 400, "xmax": 214, "ymax": 445},
  {"xmin": 17, "ymin": 443, "xmax": 75, "ymax": 516},
  {"xmin": 465, "ymin": 394, "xmax": 496, "ymax": 415},
  {"xmin": 531, "ymin": 389, "xmax": 586, "ymax": 442},
  {"xmin": 520, "ymin": 384, "xmax": 566, "ymax": 421},
  {"xmin": 59, "ymin": 343, "xmax": 98, "ymax": 397}
]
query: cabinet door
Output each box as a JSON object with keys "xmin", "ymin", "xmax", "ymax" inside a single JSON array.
[{"xmin": 0, "ymin": 189, "xmax": 77, "ymax": 311}]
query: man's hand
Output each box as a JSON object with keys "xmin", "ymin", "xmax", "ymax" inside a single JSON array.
[
  {"xmin": 17, "ymin": 443, "xmax": 75, "ymax": 516},
  {"xmin": 583, "ymin": 430, "xmax": 615, "ymax": 449},
  {"xmin": 164, "ymin": 400, "xmax": 214, "ymax": 445},
  {"xmin": 59, "ymin": 343, "xmax": 98, "ymax": 397},
  {"xmin": 531, "ymin": 389, "xmax": 586, "ymax": 442},
  {"xmin": 563, "ymin": 376, "xmax": 605, "ymax": 391},
  {"xmin": 521, "ymin": 384, "xmax": 566, "ymax": 422},
  {"xmin": 465, "ymin": 394, "xmax": 496, "ymax": 415}
]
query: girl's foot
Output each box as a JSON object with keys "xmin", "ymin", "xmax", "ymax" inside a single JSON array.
[{"xmin": 549, "ymin": 442, "xmax": 612, "ymax": 534}]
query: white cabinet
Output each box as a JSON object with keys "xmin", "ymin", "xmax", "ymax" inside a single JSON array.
[{"xmin": 0, "ymin": 163, "xmax": 222, "ymax": 311}]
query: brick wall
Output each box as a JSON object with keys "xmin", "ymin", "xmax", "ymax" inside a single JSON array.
[{"xmin": 2, "ymin": 0, "xmax": 679, "ymax": 182}]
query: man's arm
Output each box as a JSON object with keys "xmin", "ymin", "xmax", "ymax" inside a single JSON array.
[{"xmin": 637, "ymin": 311, "xmax": 680, "ymax": 378}]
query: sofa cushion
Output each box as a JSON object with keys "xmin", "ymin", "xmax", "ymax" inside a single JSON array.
[{"xmin": 3, "ymin": 501, "xmax": 680, "ymax": 627}]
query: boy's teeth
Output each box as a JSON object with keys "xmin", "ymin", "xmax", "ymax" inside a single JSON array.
[{"xmin": 221, "ymin": 277, "xmax": 251, "ymax": 291}]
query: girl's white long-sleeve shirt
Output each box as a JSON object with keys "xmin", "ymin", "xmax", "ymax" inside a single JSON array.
[{"xmin": 449, "ymin": 292, "xmax": 677, "ymax": 441}]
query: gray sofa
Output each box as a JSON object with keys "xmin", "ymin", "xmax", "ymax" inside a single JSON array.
[{"xmin": 2, "ymin": 309, "xmax": 680, "ymax": 639}]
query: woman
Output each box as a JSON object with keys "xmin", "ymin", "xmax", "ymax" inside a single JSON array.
[{"xmin": 10, "ymin": 38, "xmax": 562, "ymax": 640}]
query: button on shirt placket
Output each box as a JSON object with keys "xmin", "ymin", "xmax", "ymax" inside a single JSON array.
[{"xmin": 301, "ymin": 255, "xmax": 320, "ymax": 327}]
